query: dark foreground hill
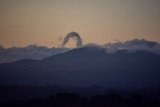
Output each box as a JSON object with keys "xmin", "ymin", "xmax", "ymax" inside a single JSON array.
[{"xmin": 0, "ymin": 46, "xmax": 160, "ymax": 88}]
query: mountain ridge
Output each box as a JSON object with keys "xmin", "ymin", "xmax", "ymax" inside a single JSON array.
[{"xmin": 0, "ymin": 45, "xmax": 160, "ymax": 88}]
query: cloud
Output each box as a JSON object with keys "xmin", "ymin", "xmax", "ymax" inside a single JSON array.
[
  {"xmin": 0, "ymin": 45, "xmax": 4, "ymax": 50},
  {"xmin": 0, "ymin": 45, "xmax": 69, "ymax": 63},
  {"xmin": 0, "ymin": 39, "xmax": 159, "ymax": 64},
  {"xmin": 104, "ymin": 39, "xmax": 160, "ymax": 54},
  {"xmin": 60, "ymin": 32, "xmax": 83, "ymax": 47}
]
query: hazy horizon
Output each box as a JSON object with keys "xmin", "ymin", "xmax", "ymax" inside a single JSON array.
[{"xmin": 0, "ymin": 38, "xmax": 159, "ymax": 48}]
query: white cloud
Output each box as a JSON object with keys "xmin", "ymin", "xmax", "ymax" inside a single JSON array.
[{"xmin": 104, "ymin": 39, "xmax": 160, "ymax": 54}]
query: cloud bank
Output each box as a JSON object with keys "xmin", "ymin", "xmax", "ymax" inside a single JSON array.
[
  {"xmin": 0, "ymin": 39, "xmax": 160, "ymax": 64},
  {"xmin": 0, "ymin": 45, "xmax": 69, "ymax": 64},
  {"xmin": 103, "ymin": 39, "xmax": 160, "ymax": 54}
]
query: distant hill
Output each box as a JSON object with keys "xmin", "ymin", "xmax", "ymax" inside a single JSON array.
[{"xmin": 0, "ymin": 45, "xmax": 160, "ymax": 88}]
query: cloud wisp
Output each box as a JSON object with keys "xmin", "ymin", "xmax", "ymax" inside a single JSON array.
[{"xmin": 60, "ymin": 32, "xmax": 83, "ymax": 48}]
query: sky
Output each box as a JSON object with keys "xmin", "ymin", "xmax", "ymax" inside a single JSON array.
[{"xmin": 0, "ymin": 0, "xmax": 160, "ymax": 48}]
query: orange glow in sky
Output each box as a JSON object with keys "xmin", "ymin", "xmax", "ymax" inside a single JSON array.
[{"xmin": 0, "ymin": 0, "xmax": 160, "ymax": 47}]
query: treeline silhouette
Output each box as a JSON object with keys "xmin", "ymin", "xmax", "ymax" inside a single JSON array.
[
  {"xmin": 0, "ymin": 85, "xmax": 160, "ymax": 107},
  {"xmin": 0, "ymin": 92, "xmax": 160, "ymax": 107}
]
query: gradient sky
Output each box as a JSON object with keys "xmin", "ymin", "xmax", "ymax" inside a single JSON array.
[{"xmin": 0, "ymin": 0, "xmax": 160, "ymax": 48}]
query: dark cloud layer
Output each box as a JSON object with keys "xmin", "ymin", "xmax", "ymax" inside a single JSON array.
[{"xmin": 60, "ymin": 32, "xmax": 82, "ymax": 47}]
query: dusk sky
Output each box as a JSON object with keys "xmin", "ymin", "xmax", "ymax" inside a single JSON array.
[{"xmin": 0, "ymin": 0, "xmax": 160, "ymax": 48}]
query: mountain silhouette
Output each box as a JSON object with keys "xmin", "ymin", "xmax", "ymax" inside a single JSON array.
[{"xmin": 0, "ymin": 46, "xmax": 160, "ymax": 88}]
